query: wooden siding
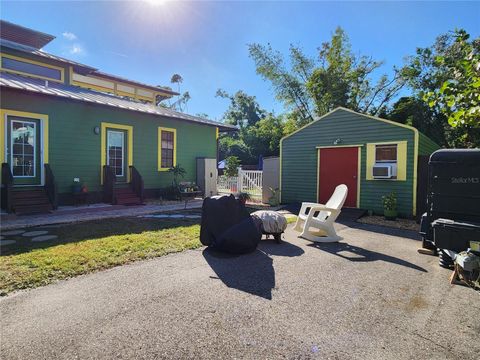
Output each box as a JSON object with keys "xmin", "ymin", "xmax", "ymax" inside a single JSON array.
[
  {"xmin": 281, "ymin": 109, "xmax": 416, "ymax": 217},
  {"xmin": 1, "ymin": 88, "xmax": 217, "ymax": 195}
]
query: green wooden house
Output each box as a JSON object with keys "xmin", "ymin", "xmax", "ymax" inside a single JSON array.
[
  {"xmin": 0, "ymin": 20, "xmax": 234, "ymax": 214},
  {"xmin": 280, "ymin": 107, "xmax": 440, "ymax": 218}
]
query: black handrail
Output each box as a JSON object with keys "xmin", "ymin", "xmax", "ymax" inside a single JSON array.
[
  {"xmin": 1, "ymin": 163, "xmax": 14, "ymax": 213},
  {"xmin": 130, "ymin": 166, "xmax": 144, "ymax": 203},
  {"xmin": 44, "ymin": 164, "xmax": 58, "ymax": 210},
  {"xmin": 103, "ymin": 165, "xmax": 117, "ymax": 204}
]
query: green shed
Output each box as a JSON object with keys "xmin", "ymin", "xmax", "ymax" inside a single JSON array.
[{"xmin": 280, "ymin": 107, "xmax": 440, "ymax": 218}]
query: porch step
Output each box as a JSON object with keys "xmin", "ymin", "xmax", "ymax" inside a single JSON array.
[
  {"xmin": 115, "ymin": 187, "xmax": 142, "ymax": 206},
  {"xmin": 12, "ymin": 188, "xmax": 52, "ymax": 215}
]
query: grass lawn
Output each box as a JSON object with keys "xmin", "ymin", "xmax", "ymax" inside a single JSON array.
[
  {"xmin": 0, "ymin": 217, "xmax": 202, "ymax": 295},
  {"xmin": 0, "ymin": 213, "xmax": 297, "ymax": 296}
]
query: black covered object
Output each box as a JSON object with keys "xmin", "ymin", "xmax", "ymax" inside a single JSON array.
[
  {"xmin": 428, "ymin": 149, "xmax": 480, "ymax": 223},
  {"xmin": 200, "ymin": 195, "xmax": 261, "ymax": 254},
  {"xmin": 433, "ymin": 219, "xmax": 480, "ymax": 253},
  {"xmin": 215, "ymin": 216, "xmax": 262, "ymax": 254},
  {"xmin": 420, "ymin": 149, "xmax": 480, "ymax": 253}
]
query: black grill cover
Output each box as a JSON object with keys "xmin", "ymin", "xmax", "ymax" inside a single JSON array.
[{"xmin": 200, "ymin": 195, "xmax": 261, "ymax": 254}]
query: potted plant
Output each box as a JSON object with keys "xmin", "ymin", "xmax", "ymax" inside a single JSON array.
[
  {"xmin": 237, "ymin": 192, "xmax": 251, "ymax": 206},
  {"xmin": 168, "ymin": 164, "xmax": 186, "ymax": 188},
  {"xmin": 382, "ymin": 192, "xmax": 397, "ymax": 220},
  {"xmin": 268, "ymin": 187, "xmax": 281, "ymax": 206},
  {"xmin": 72, "ymin": 178, "xmax": 82, "ymax": 193}
]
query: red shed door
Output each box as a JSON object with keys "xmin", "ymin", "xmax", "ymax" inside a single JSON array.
[{"xmin": 319, "ymin": 147, "xmax": 358, "ymax": 207}]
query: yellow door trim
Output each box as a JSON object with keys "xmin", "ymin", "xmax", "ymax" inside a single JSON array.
[
  {"xmin": 158, "ymin": 127, "xmax": 177, "ymax": 171},
  {"xmin": 0, "ymin": 108, "xmax": 49, "ymax": 185},
  {"xmin": 101, "ymin": 122, "xmax": 133, "ymax": 184}
]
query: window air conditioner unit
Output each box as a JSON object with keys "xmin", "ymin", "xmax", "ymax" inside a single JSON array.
[{"xmin": 372, "ymin": 163, "xmax": 397, "ymax": 179}]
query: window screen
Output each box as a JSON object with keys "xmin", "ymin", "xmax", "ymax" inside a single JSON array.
[
  {"xmin": 161, "ymin": 130, "xmax": 175, "ymax": 168},
  {"xmin": 375, "ymin": 144, "xmax": 397, "ymax": 162}
]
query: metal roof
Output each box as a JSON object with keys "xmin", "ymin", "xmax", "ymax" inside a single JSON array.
[
  {"xmin": 0, "ymin": 20, "xmax": 55, "ymax": 49},
  {"xmin": 0, "ymin": 39, "xmax": 96, "ymax": 72},
  {"xmin": 0, "ymin": 72, "xmax": 236, "ymax": 131}
]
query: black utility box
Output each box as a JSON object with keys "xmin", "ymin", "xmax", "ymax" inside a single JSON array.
[
  {"xmin": 432, "ymin": 218, "xmax": 480, "ymax": 253},
  {"xmin": 420, "ymin": 149, "xmax": 480, "ymax": 254}
]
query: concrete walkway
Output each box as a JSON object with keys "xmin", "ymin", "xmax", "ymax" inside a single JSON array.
[
  {"xmin": 0, "ymin": 200, "xmax": 203, "ymax": 230},
  {"xmin": 1, "ymin": 223, "xmax": 478, "ymax": 359}
]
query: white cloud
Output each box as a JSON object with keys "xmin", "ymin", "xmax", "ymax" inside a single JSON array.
[
  {"xmin": 62, "ymin": 32, "xmax": 77, "ymax": 41},
  {"xmin": 69, "ymin": 44, "xmax": 84, "ymax": 55}
]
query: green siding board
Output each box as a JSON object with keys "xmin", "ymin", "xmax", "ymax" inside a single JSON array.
[
  {"xmin": 418, "ymin": 132, "xmax": 441, "ymax": 156},
  {"xmin": 1, "ymin": 89, "xmax": 217, "ymax": 195},
  {"xmin": 281, "ymin": 109, "xmax": 416, "ymax": 217}
]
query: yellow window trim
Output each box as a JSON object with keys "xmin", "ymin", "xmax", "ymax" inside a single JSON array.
[
  {"xmin": 158, "ymin": 127, "xmax": 177, "ymax": 171},
  {"xmin": 71, "ymin": 79, "xmax": 115, "ymax": 94},
  {"xmin": 68, "ymin": 67, "xmax": 164, "ymax": 103},
  {"xmin": 100, "ymin": 122, "xmax": 133, "ymax": 184},
  {"xmin": 316, "ymin": 146, "xmax": 362, "ymax": 208},
  {"xmin": 0, "ymin": 53, "xmax": 65, "ymax": 83},
  {"xmin": 366, "ymin": 141, "xmax": 407, "ymax": 181}
]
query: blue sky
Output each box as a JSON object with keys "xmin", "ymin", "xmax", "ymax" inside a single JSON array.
[{"xmin": 2, "ymin": 1, "xmax": 479, "ymax": 120}]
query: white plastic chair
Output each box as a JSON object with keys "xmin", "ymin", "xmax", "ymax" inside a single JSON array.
[{"xmin": 293, "ymin": 184, "xmax": 348, "ymax": 243}]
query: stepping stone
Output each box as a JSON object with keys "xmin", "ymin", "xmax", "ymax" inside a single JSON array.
[
  {"xmin": 0, "ymin": 240, "xmax": 16, "ymax": 246},
  {"xmin": 22, "ymin": 231, "xmax": 49, "ymax": 237},
  {"xmin": 184, "ymin": 215, "xmax": 201, "ymax": 219},
  {"xmin": 0, "ymin": 236, "xmax": 3, "ymax": 240},
  {"xmin": 2, "ymin": 229, "xmax": 25, "ymax": 236},
  {"xmin": 31, "ymin": 235, "xmax": 58, "ymax": 243},
  {"xmin": 168, "ymin": 215, "xmax": 185, "ymax": 218}
]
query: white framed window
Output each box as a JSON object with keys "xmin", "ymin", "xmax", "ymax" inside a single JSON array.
[
  {"xmin": 107, "ymin": 130, "xmax": 125, "ymax": 177},
  {"xmin": 11, "ymin": 120, "xmax": 36, "ymax": 177}
]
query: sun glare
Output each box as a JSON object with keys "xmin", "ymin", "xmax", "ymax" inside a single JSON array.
[{"xmin": 146, "ymin": 0, "xmax": 168, "ymax": 6}]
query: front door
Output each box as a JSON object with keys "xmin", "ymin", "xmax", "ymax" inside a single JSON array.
[
  {"xmin": 6, "ymin": 116, "xmax": 42, "ymax": 186},
  {"xmin": 319, "ymin": 147, "xmax": 358, "ymax": 207},
  {"xmin": 106, "ymin": 129, "xmax": 127, "ymax": 183}
]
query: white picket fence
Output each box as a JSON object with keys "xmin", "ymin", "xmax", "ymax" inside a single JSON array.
[{"xmin": 217, "ymin": 169, "xmax": 263, "ymax": 200}]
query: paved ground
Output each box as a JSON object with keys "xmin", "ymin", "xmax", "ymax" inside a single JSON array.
[
  {"xmin": 1, "ymin": 222, "xmax": 479, "ymax": 359},
  {"xmin": 0, "ymin": 200, "xmax": 203, "ymax": 230}
]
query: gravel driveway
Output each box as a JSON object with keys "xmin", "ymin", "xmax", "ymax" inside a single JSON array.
[{"xmin": 1, "ymin": 222, "xmax": 479, "ymax": 359}]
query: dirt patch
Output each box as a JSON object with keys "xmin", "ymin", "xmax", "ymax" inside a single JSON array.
[
  {"xmin": 406, "ymin": 295, "xmax": 429, "ymax": 311},
  {"xmin": 357, "ymin": 215, "xmax": 420, "ymax": 232}
]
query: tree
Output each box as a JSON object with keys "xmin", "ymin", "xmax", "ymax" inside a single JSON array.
[
  {"xmin": 156, "ymin": 74, "xmax": 192, "ymax": 113},
  {"xmin": 401, "ymin": 29, "xmax": 480, "ymax": 147},
  {"xmin": 216, "ymin": 89, "xmax": 266, "ymax": 127},
  {"xmin": 423, "ymin": 30, "xmax": 479, "ymax": 129},
  {"xmin": 382, "ymin": 96, "xmax": 448, "ymax": 146},
  {"xmin": 248, "ymin": 43, "xmax": 315, "ymax": 127},
  {"xmin": 224, "ymin": 156, "xmax": 241, "ymax": 177},
  {"xmin": 248, "ymin": 27, "xmax": 405, "ymax": 129},
  {"xmin": 170, "ymin": 74, "xmax": 183, "ymax": 93},
  {"xmin": 217, "ymin": 89, "xmax": 285, "ymax": 163}
]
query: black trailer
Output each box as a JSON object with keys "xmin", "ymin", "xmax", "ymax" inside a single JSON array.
[{"xmin": 419, "ymin": 149, "xmax": 480, "ymax": 267}]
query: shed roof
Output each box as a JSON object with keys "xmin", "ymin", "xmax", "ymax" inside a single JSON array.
[{"xmin": 0, "ymin": 72, "xmax": 236, "ymax": 131}]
